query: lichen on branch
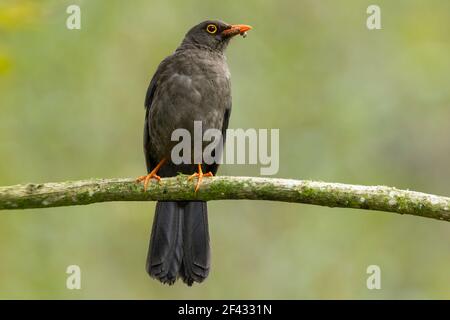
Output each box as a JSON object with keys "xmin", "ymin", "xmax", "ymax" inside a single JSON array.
[{"xmin": 0, "ymin": 176, "xmax": 449, "ymax": 222}]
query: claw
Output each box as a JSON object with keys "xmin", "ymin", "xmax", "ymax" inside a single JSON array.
[
  {"xmin": 188, "ymin": 164, "xmax": 213, "ymax": 192},
  {"xmin": 136, "ymin": 172, "xmax": 161, "ymax": 191},
  {"xmin": 136, "ymin": 158, "xmax": 167, "ymax": 191}
]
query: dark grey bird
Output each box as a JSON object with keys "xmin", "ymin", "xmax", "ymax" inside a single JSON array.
[{"xmin": 137, "ymin": 20, "xmax": 252, "ymax": 285}]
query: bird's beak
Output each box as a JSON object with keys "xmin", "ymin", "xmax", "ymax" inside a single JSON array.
[{"xmin": 221, "ymin": 24, "xmax": 253, "ymax": 37}]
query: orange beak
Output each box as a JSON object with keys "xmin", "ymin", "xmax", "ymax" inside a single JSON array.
[{"xmin": 221, "ymin": 24, "xmax": 253, "ymax": 37}]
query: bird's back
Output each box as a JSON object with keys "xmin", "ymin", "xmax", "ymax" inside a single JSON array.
[{"xmin": 147, "ymin": 47, "xmax": 232, "ymax": 174}]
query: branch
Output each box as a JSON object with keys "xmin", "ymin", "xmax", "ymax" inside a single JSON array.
[{"xmin": 0, "ymin": 176, "xmax": 449, "ymax": 222}]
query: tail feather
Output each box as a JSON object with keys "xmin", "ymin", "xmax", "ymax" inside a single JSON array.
[
  {"xmin": 180, "ymin": 201, "xmax": 210, "ymax": 286},
  {"xmin": 146, "ymin": 202, "xmax": 184, "ymax": 285},
  {"xmin": 146, "ymin": 201, "xmax": 210, "ymax": 286}
]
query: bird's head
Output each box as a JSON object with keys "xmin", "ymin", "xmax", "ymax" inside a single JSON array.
[{"xmin": 180, "ymin": 20, "xmax": 252, "ymax": 52}]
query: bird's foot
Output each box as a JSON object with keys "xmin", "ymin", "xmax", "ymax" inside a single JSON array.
[
  {"xmin": 136, "ymin": 172, "xmax": 161, "ymax": 191},
  {"xmin": 188, "ymin": 164, "xmax": 213, "ymax": 192},
  {"xmin": 136, "ymin": 158, "xmax": 167, "ymax": 191}
]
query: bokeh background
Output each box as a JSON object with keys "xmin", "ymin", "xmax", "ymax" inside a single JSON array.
[{"xmin": 0, "ymin": 0, "xmax": 449, "ymax": 299}]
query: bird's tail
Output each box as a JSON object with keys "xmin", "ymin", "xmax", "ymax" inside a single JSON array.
[{"xmin": 146, "ymin": 201, "xmax": 210, "ymax": 285}]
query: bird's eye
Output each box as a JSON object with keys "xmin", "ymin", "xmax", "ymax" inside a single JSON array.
[{"xmin": 206, "ymin": 24, "xmax": 218, "ymax": 34}]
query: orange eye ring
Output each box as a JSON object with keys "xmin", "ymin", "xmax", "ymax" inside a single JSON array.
[{"xmin": 206, "ymin": 24, "xmax": 218, "ymax": 34}]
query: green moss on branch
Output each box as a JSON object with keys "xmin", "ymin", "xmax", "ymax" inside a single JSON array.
[{"xmin": 0, "ymin": 176, "xmax": 449, "ymax": 222}]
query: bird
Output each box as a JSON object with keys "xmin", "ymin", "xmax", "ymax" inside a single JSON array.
[{"xmin": 136, "ymin": 20, "xmax": 252, "ymax": 285}]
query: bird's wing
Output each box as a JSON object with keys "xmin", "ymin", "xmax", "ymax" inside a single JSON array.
[
  {"xmin": 143, "ymin": 108, "xmax": 154, "ymax": 171},
  {"xmin": 143, "ymin": 57, "xmax": 171, "ymax": 171},
  {"xmin": 208, "ymin": 100, "xmax": 231, "ymax": 175},
  {"xmin": 221, "ymin": 107, "xmax": 231, "ymax": 144}
]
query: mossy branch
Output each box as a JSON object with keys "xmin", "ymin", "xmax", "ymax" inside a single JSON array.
[{"xmin": 0, "ymin": 176, "xmax": 449, "ymax": 222}]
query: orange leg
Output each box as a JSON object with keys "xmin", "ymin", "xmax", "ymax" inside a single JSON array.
[
  {"xmin": 188, "ymin": 164, "xmax": 213, "ymax": 192},
  {"xmin": 136, "ymin": 158, "xmax": 167, "ymax": 191}
]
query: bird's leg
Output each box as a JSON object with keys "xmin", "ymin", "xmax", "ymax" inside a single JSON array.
[
  {"xmin": 188, "ymin": 164, "xmax": 213, "ymax": 192},
  {"xmin": 136, "ymin": 158, "xmax": 167, "ymax": 191}
]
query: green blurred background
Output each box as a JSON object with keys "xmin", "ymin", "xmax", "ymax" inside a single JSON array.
[{"xmin": 0, "ymin": 0, "xmax": 449, "ymax": 299}]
